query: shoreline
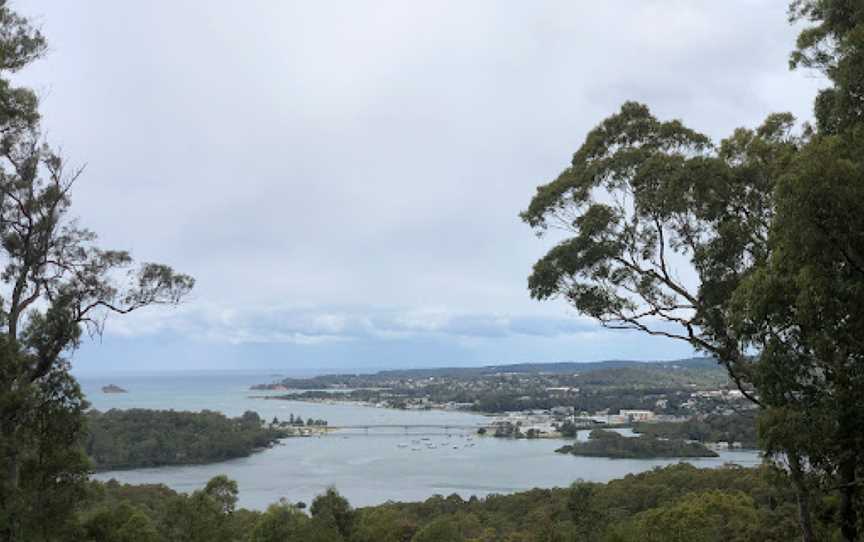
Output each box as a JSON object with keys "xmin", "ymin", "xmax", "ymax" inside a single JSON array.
[
  {"xmin": 250, "ymin": 395, "xmax": 759, "ymax": 451},
  {"xmin": 249, "ymin": 394, "xmax": 493, "ymax": 415},
  {"xmin": 91, "ymin": 430, "xmax": 334, "ymax": 474}
]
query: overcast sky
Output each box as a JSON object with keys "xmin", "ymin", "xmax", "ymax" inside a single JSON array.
[{"xmin": 13, "ymin": 1, "xmax": 823, "ymax": 374}]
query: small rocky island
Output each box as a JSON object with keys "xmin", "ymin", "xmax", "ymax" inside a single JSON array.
[{"xmin": 101, "ymin": 384, "xmax": 128, "ymax": 394}]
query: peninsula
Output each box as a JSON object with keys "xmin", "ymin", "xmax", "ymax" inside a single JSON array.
[{"xmin": 85, "ymin": 409, "xmax": 327, "ymax": 471}]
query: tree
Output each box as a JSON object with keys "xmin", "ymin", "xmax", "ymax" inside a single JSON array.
[
  {"xmin": 204, "ymin": 475, "xmax": 238, "ymax": 516},
  {"xmin": 310, "ymin": 487, "xmax": 354, "ymax": 540},
  {"xmin": 81, "ymin": 502, "xmax": 160, "ymax": 542},
  {"xmin": 729, "ymin": 133, "xmax": 864, "ymax": 541},
  {"xmin": 521, "ymin": 3, "xmax": 864, "ymax": 540},
  {"xmin": 730, "ymin": 3, "xmax": 864, "ymax": 540},
  {"xmin": 521, "ymin": 101, "xmax": 798, "ymax": 402},
  {"xmin": 165, "ymin": 478, "xmax": 239, "ymax": 542},
  {"xmin": 567, "ymin": 482, "xmax": 606, "ymax": 541},
  {"xmin": 0, "ymin": 3, "xmax": 193, "ymax": 539},
  {"xmin": 351, "ymin": 507, "xmax": 417, "ymax": 542},
  {"xmin": 411, "ymin": 516, "xmax": 464, "ymax": 542},
  {"xmin": 250, "ymin": 500, "xmax": 309, "ymax": 542},
  {"xmin": 790, "ymin": 0, "xmax": 864, "ymax": 133},
  {"xmin": 614, "ymin": 490, "xmax": 762, "ymax": 542},
  {"xmin": 11, "ymin": 366, "xmax": 91, "ymax": 539}
]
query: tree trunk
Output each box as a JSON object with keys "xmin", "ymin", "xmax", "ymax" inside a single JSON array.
[
  {"xmin": 839, "ymin": 456, "xmax": 858, "ymax": 542},
  {"xmin": 789, "ymin": 452, "xmax": 816, "ymax": 542},
  {"xmin": 1, "ymin": 422, "xmax": 21, "ymax": 542}
]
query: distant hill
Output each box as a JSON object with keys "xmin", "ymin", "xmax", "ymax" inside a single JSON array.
[
  {"xmin": 339, "ymin": 357, "xmax": 721, "ymax": 379},
  {"xmin": 254, "ymin": 357, "xmax": 728, "ymax": 390}
]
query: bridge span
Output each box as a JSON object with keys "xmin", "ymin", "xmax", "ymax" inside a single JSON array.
[{"xmin": 322, "ymin": 424, "xmax": 490, "ymax": 433}]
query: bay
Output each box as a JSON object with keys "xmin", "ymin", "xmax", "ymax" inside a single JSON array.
[{"xmin": 79, "ymin": 371, "xmax": 761, "ymax": 510}]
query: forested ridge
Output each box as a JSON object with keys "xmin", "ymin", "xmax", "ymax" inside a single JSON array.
[
  {"xmin": 74, "ymin": 463, "xmax": 819, "ymax": 541},
  {"xmin": 256, "ymin": 357, "xmax": 727, "ymax": 390}
]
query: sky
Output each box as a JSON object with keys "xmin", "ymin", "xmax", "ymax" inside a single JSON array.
[{"xmin": 12, "ymin": 1, "xmax": 823, "ymax": 374}]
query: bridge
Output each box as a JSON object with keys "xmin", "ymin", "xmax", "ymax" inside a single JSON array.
[{"xmin": 322, "ymin": 424, "xmax": 491, "ymax": 434}]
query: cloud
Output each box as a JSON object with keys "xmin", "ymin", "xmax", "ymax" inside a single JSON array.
[
  {"xmin": 14, "ymin": 1, "xmax": 821, "ymax": 370},
  {"xmin": 102, "ymin": 304, "xmax": 600, "ymax": 345}
]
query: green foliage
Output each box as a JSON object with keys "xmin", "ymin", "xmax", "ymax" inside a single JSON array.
[
  {"xmin": 633, "ymin": 414, "xmax": 758, "ymax": 448},
  {"xmin": 74, "ymin": 465, "xmax": 823, "ymax": 542},
  {"xmin": 0, "ymin": 2, "xmax": 193, "ymax": 538},
  {"xmin": 80, "ymin": 501, "xmax": 161, "ymax": 542},
  {"xmin": 521, "ymin": 100, "xmax": 797, "ymax": 387},
  {"xmin": 85, "ymin": 409, "xmax": 285, "ymax": 470},
  {"xmin": 611, "ymin": 490, "xmax": 762, "ymax": 542},
  {"xmin": 351, "ymin": 507, "xmax": 417, "ymax": 542},
  {"xmin": 205, "ymin": 475, "xmax": 239, "ymax": 515},
  {"xmin": 520, "ymin": 3, "xmax": 864, "ymax": 540},
  {"xmin": 0, "ymin": 362, "xmax": 91, "ymax": 540},
  {"xmin": 247, "ymin": 493, "xmax": 347, "ymax": 542},
  {"xmin": 164, "ymin": 477, "xmax": 244, "ymax": 542},
  {"xmin": 410, "ymin": 515, "xmax": 464, "ymax": 541},
  {"xmin": 789, "ymin": 0, "xmax": 864, "ymax": 131},
  {"xmin": 310, "ymin": 487, "xmax": 354, "ymax": 539},
  {"xmin": 556, "ymin": 429, "xmax": 718, "ymax": 459},
  {"xmin": 249, "ymin": 501, "xmax": 309, "ymax": 542},
  {"xmin": 732, "ymin": 6, "xmax": 864, "ymax": 538}
]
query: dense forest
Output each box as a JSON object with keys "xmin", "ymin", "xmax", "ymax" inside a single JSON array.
[
  {"xmin": 85, "ymin": 410, "xmax": 287, "ymax": 470},
  {"xmin": 555, "ymin": 429, "xmax": 718, "ymax": 459},
  {"xmin": 71, "ymin": 463, "xmax": 830, "ymax": 541},
  {"xmin": 633, "ymin": 414, "xmax": 759, "ymax": 449}
]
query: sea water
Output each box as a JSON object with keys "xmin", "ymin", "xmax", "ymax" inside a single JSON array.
[{"xmin": 78, "ymin": 371, "xmax": 761, "ymax": 509}]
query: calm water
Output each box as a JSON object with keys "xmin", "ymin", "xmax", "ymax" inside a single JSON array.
[{"xmin": 79, "ymin": 371, "xmax": 761, "ymax": 509}]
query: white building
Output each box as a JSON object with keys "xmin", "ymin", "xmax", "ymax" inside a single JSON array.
[{"xmin": 619, "ymin": 409, "xmax": 655, "ymax": 422}]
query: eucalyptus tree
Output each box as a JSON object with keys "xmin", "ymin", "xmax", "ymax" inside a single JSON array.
[
  {"xmin": 790, "ymin": 0, "xmax": 864, "ymax": 133},
  {"xmin": 0, "ymin": 3, "xmax": 193, "ymax": 540},
  {"xmin": 729, "ymin": 2, "xmax": 864, "ymax": 539},
  {"xmin": 520, "ymin": 100, "xmax": 816, "ymax": 533},
  {"xmin": 521, "ymin": 102, "xmax": 798, "ymax": 400},
  {"xmin": 731, "ymin": 131, "xmax": 864, "ymax": 542},
  {"xmin": 522, "ymin": 2, "xmax": 864, "ymax": 539}
]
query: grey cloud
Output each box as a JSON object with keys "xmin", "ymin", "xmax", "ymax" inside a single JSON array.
[
  {"xmin": 108, "ymin": 305, "xmax": 600, "ymax": 345},
  {"xmin": 11, "ymin": 1, "xmax": 823, "ymax": 369}
]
